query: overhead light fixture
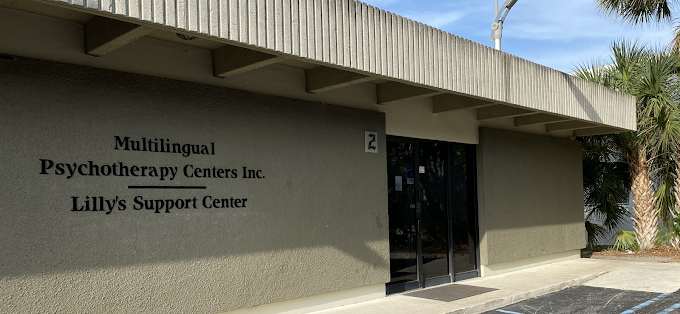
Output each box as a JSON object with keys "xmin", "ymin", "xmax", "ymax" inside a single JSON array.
[{"xmin": 491, "ymin": 0, "xmax": 520, "ymax": 50}]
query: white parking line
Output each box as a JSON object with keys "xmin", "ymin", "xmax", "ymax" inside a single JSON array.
[
  {"xmin": 656, "ymin": 303, "xmax": 680, "ymax": 314},
  {"xmin": 496, "ymin": 309, "xmax": 524, "ymax": 314},
  {"xmin": 620, "ymin": 293, "xmax": 672, "ymax": 314}
]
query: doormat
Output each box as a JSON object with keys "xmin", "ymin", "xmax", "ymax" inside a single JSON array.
[{"xmin": 404, "ymin": 284, "xmax": 497, "ymax": 302}]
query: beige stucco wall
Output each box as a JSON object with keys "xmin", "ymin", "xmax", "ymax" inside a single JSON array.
[
  {"xmin": 476, "ymin": 128, "xmax": 586, "ymax": 275},
  {"xmin": 0, "ymin": 58, "xmax": 389, "ymax": 313},
  {"xmin": 382, "ymin": 97, "xmax": 478, "ymax": 144}
]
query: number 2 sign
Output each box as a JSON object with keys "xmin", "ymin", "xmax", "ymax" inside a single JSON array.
[{"xmin": 365, "ymin": 131, "xmax": 378, "ymax": 153}]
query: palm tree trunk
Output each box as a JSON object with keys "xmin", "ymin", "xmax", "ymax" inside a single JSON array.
[
  {"xmin": 672, "ymin": 162, "xmax": 680, "ymax": 249},
  {"xmin": 630, "ymin": 150, "xmax": 658, "ymax": 251}
]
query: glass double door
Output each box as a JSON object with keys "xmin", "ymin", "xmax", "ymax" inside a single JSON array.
[{"xmin": 386, "ymin": 136, "xmax": 479, "ymax": 293}]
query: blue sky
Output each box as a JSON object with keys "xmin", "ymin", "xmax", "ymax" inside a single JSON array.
[{"xmin": 361, "ymin": 0, "xmax": 674, "ymax": 72}]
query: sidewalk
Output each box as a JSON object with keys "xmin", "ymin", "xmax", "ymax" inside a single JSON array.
[
  {"xmin": 584, "ymin": 258, "xmax": 680, "ymax": 293},
  {"xmin": 313, "ymin": 259, "xmax": 624, "ymax": 314}
]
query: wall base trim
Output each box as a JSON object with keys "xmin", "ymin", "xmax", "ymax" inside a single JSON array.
[
  {"xmin": 480, "ymin": 250, "xmax": 582, "ymax": 277},
  {"xmin": 224, "ymin": 284, "xmax": 386, "ymax": 314}
]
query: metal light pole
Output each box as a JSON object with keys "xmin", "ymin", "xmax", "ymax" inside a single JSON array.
[{"xmin": 491, "ymin": 0, "xmax": 519, "ymax": 50}]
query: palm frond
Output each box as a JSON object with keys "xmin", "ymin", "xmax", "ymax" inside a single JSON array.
[
  {"xmin": 598, "ymin": 0, "xmax": 672, "ymax": 24},
  {"xmin": 635, "ymin": 52, "xmax": 680, "ymax": 157},
  {"xmin": 585, "ymin": 221, "xmax": 608, "ymax": 249},
  {"xmin": 574, "ymin": 63, "xmax": 615, "ymax": 88},
  {"xmin": 654, "ymin": 174, "xmax": 676, "ymax": 223},
  {"xmin": 610, "ymin": 41, "xmax": 648, "ymax": 94},
  {"xmin": 613, "ymin": 230, "xmax": 639, "ymax": 251},
  {"xmin": 580, "ymin": 133, "xmax": 631, "ymax": 245},
  {"xmin": 672, "ymin": 22, "xmax": 680, "ymax": 53}
]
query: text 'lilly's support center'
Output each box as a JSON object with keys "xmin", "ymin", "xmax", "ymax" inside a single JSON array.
[{"xmin": 0, "ymin": 0, "xmax": 635, "ymax": 313}]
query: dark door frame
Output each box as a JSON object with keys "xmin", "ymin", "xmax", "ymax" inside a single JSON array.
[{"xmin": 385, "ymin": 135, "xmax": 480, "ymax": 294}]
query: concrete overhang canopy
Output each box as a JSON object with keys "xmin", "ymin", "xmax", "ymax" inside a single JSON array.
[{"xmin": 39, "ymin": 0, "xmax": 636, "ymax": 132}]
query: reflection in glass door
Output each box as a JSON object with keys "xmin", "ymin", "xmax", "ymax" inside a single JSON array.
[
  {"xmin": 418, "ymin": 141, "xmax": 450, "ymax": 286},
  {"xmin": 386, "ymin": 136, "xmax": 479, "ymax": 294},
  {"xmin": 386, "ymin": 142, "xmax": 419, "ymax": 288},
  {"xmin": 451, "ymin": 145, "xmax": 479, "ymax": 279}
]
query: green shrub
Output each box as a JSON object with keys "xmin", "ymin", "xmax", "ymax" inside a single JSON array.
[
  {"xmin": 672, "ymin": 216, "xmax": 680, "ymax": 249},
  {"xmin": 656, "ymin": 225, "xmax": 674, "ymax": 246},
  {"xmin": 613, "ymin": 230, "xmax": 638, "ymax": 251}
]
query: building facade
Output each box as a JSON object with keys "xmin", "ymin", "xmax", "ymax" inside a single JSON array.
[{"xmin": 0, "ymin": 0, "xmax": 635, "ymax": 313}]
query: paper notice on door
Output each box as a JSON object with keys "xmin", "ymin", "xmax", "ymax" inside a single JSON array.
[{"xmin": 395, "ymin": 176, "xmax": 403, "ymax": 191}]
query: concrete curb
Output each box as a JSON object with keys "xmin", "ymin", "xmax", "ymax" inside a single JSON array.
[
  {"xmin": 590, "ymin": 255, "xmax": 680, "ymax": 264},
  {"xmin": 446, "ymin": 271, "xmax": 609, "ymax": 314}
]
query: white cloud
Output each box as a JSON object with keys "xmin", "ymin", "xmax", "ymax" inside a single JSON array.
[
  {"xmin": 359, "ymin": 0, "xmax": 402, "ymax": 7},
  {"xmin": 402, "ymin": 10, "xmax": 466, "ymax": 28},
  {"xmin": 502, "ymin": 0, "xmax": 674, "ymax": 43},
  {"xmin": 529, "ymin": 44, "xmax": 613, "ymax": 73}
]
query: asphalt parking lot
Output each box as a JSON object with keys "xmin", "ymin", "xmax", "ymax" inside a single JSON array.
[{"xmin": 486, "ymin": 286, "xmax": 680, "ymax": 314}]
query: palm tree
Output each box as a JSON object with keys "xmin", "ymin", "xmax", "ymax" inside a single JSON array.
[
  {"xmin": 643, "ymin": 53, "xmax": 680, "ymax": 248},
  {"xmin": 580, "ymin": 135, "xmax": 630, "ymax": 248},
  {"xmin": 598, "ymin": 0, "xmax": 680, "ymax": 250},
  {"xmin": 575, "ymin": 42, "xmax": 680, "ymax": 250},
  {"xmin": 597, "ymin": 0, "xmax": 679, "ymax": 51}
]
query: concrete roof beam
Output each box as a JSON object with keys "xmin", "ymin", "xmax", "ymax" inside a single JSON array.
[
  {"xmin": 432, "ymin": 94, "xmax": 493, "ymax": 113},
  {"xmin": 545, "ymin": 120, "xmax": 598, "ymax": 132},
  {"xmin": 514, "ymin": 113, "xmax": 571, "ymax": 127},
  {"xmin": 477, "ymin": 104, "xmax": 535, "ymax": 120},
  {"xmin": 574, "ymin": 127, "xmax": 625, "ymax": 137},
  {"xmin": 377, "ymin": 82, "xmax": 441, "ymax": 105},
  {"xmin": 85, "ymin": 16, "xmax": 152, "ymax": 56},
  {"xmin": 212, "ymin": 45, "xmax": 283, "ymax": 78},
  {"xmin": 305, "ymin": 66, "xmax": 375, "ymax": 94}
]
